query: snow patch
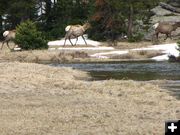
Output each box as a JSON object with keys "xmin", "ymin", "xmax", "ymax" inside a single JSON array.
[
  {"xmin": 48, "ymin": 36, "xmax": 101, "ymax": 47},
  {"xmin": 132, "ymin": 43, "xmax": 179, "ymax": 61},
  {"xmin": 90, "ymin": 50, "xmax": 128, "ymax": 58},
  {"xmin": 91, "ymin": 43, "xmax": 179, "ymax": 61},
  {"xmin": 51, "ymin": 47, "xmax": 114, "ymax": 51}
]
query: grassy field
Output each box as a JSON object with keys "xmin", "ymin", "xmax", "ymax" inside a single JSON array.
[
  {"xmin": 0, "ymin": 41, "xmax": 165, "ymax": 63},
  {"xmin": 0, "ymin": 62, "xmax": 179, "ymax": 135}
]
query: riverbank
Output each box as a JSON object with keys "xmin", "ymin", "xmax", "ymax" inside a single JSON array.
[
  {"xmin": 0, "ymin": 41, "xmax": 168, "ymax": 63},
  {"xmin": 0, "ymin": 62, "xmax": 179, "ymax": 135}
]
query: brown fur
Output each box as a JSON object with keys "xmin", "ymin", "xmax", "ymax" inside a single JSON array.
[
  {"xmin": 64, "ymin": 22, "xmax": 91, "ymax": 46},
  {"xmin": 154, "ymin": 22, "xmax": 180, "ymax": 40},
  {"xmin": 1, "ymin": 30, "xmax": 16, "ymax": 50}
]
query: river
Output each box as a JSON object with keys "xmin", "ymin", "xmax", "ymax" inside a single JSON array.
[{"xmin": 52, "ymin": 61, "xmax": 180, "ymax": 99}]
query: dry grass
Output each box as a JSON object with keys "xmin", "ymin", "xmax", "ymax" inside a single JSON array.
[
  {"xmin": 0, "ymin": 49, "xmax": 90, "ymax": 63},
  {"xmin": 114, "ymin": 41, "xmax": 152, "ymax": 49},
  {"xmin": 0, "ymin": 62, "xmax": 179, "ymax": 135},
  {"xmin": 0, "ymin": 42, "xmax": 161, "ymax": 63},
  {"xmin": 0, "ymin": 41, "xmax": 176, "ymax": 63},
  {"xmin": 110, "ymin": 50, "xmax": 163, "ymax": 59}
]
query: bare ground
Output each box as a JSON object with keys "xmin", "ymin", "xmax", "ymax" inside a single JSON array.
[{"xmin": 0, "ymin": 62, "xmax": 179, "ymax": 135}]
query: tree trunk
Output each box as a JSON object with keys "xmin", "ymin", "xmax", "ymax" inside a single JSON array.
[
  {"xmin": 0, "ymin": 15, "xmax": 3, "ymax": 40},
  {"xmin": 44, "ymin": 0, "xmax": 53, "ymax": 29},
  {"xmin": 127, "ymin": 4, "xmax": 133, "ymax": 37},
  {"xmin": 45, "ymin": 0, "xmax": 52, "ymax": 20}
]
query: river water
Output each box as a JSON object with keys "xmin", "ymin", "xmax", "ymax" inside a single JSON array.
[{"xmin": 52, "ymin": 61, "xmax": 180, "ymax": 99}]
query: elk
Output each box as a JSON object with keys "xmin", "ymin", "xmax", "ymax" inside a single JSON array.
[
  {"xmin": 1, "ymin": 30, "xmax": 16, "ymax": 50},
  {"xmin": 64, "ymin": 22, "xmax": 91, "ymax": 46},
  {"xmin": 153, "ymin": 22, "xmax": 180, "ymax": 40}
]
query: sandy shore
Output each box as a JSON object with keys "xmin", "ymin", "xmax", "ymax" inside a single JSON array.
[{"xmin": 0, "ymin": 62, "xmax": 179, "ymax": 135}]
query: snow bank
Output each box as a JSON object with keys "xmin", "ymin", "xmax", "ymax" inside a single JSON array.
[
  {"xmin": 135, "ymin": 43, "xmax": 179, "ymax": 61},
  {"xmin": 91, "ymin": 43, "xmax": 179, "ymax": 61},
  {"xmin": 56, "ymin": 46, "xmax": 114, "ymax": 51},
  {"xmin": 90, "ymin": 50, "xmax": 128, "ymax": 58},
  {"xmin": 48, "ymin": 36, "xmax": 101, "ymax": 47}
]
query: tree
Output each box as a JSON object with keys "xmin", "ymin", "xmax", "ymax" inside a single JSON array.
[
  {"xmin": 0, "ymin": 0, "xmax": 38, "ymax": 30},
  {"xmin": 38, "ymin": 0, "xmax": 93, "ymax": 39},
  {"xmin": 90, "ymin": 0, "xmax": 167, "ymax": 42},
  {"xmin": 0, "ymin": 0, "xmax": 9, "ymax": 38},
  {"xmin": 15, "ymin": 20, "xmax": 48, "ymax": 50},
  {"xmin": 90, "ymin": 0, "xmax": 123, "ymax": 42}
]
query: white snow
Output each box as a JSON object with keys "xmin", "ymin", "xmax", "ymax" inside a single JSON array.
[
  {"xmin": 48, "ymin": 37, "xmax": 179, "ymax": 61},
  {"xmin": 13, "ymin": 47, "xmax": 21, "ymax": 51},
  {"xmin": 90, "ymin": 50, "xmax": 128, "ymax": 58},
  {"xmin": 55, "ymin": 47, "xmax": 114, "ymax": 51},
  {"xmin": 132, "ymin": 43, "xmax": 179, "ymax": 61},
  {"xmin": 48, "ymin": 36, "xmax": 101, "ymax": 47},
  {"xmin": 91, "ymin": 43, "xmax": 179, "ymax": 61}
]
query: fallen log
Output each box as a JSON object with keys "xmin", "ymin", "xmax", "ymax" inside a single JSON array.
[{"xmin": 160, "ymin": 2, "xmax": 180, "ymax": 13}]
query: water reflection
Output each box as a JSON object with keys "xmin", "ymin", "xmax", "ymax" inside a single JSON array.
[
  {"xmin": 53, "ymin": 61, "xmax": 180, "ymax": 99},
  {"xmin": 54, "ymin": 61, "xmax": 180, "ymax": 81}
]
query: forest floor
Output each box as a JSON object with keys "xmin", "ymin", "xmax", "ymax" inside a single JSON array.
[{"xmin": 0, "ymin": 62, "xmax": 179, "ymax": 135}]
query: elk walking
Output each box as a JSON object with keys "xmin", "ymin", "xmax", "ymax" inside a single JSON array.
[
  {"xmin": 64, "ymin": 22, "xmax": 91, "ymax": 46},
  {"xmin": 1, "ymin": 30, "xmax": 16, "ymax": 50},
  {"xmin": 152, "ymin": 22, "xmax": 180, "ymax": 40}
]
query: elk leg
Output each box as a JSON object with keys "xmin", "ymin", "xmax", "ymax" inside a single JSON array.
[
  {"xmin": 82, "ymin": 35, "xmax": 87, "ymax": 45},
  {"xmin": 156, "ymin": 32, "xmax": 159, "ymax": 40},
  {"xmin": 1, "ymin": 41, "xmax": 5, "ymax": 50},
  {"xmin": 169, "ymin": 33, "xmax": 172, "ymax": 39},
  {"xmin": 63, "ymin": 38, "xmax": 67, "ymax": 47},
  {"xmin": 164, "ymin": 34, "xmax": 168, "ymax": 40},
  {"xmin": 152, "ymin": 33, "xmax": 155, "ymax": 42},
  {"xmin": 74, "ymin": 37, "xmax": 78, "ymax": 46},
  {"xmin": 6, "ymin": 41, "xmax": 11, "ymax": 50},
  {"xmin": 69, "ymin": 38, "xmax": 74, "ymax": 46}
]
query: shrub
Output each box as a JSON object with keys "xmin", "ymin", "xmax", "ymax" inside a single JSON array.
[
  {"xmin": 128, "ymin": 32, "xmax": 144, "ymax": 42},
  {"xmin": 15, "ymin": 20, "xmax": 48, "ymax": 50},
  {"xmin": 177, "ymin": 41, "xmax": 180, "ymax": 52}
]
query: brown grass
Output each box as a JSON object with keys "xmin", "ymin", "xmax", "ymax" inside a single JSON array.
[
  {"xmin": 0, "ymin": 46, "xmax": 163, "ymax": 63},
  {"xmin": 0, "ymin": 49, "xmax": 90, "ymax": 63},
  {"xmin": 111, "ymin": 50, "xmax": 164, "ymax": 59},
  {"xmin": 114, "ymin": 41, "xmax": 152, "ymax": 49},
  {"xmin": 0, "ymin": 41, "xmax": 166, "ymax": 63},
  {"xmin": 0, "ymin": 62, "xmax": 179, "ymax": 135}
]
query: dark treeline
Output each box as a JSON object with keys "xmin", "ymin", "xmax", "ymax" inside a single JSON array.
[{"xmin": 0, "ymin": 0, "xmax": 167, "ymax": 41}]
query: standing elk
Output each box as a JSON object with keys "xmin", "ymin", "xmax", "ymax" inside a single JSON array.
[
  {"xmin": 1, "ymin": 30, "xmax": 16, "ymax": 50},
  {"xmin": 152, "ymin": 22, "xmax": 180, "ymax": 40},
  {"xmin": 64, "ymin": 22, "xmax": 91, "ymax": 46}
]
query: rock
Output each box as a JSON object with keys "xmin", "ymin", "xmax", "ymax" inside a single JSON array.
[
  {"xmin": 151, "ymin": 6, "xmax": 173, "ymax": 16},
  {"xmin": 167, "ymin": 0, "xmax": 180, "ymax": 7},
  {"xmin": 150, "ymin": 15, "xmax": 180, "ymax": 24},
  {"xmin": 144, "ymin": 0, "xmax": 180, "ymax": 41}
]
